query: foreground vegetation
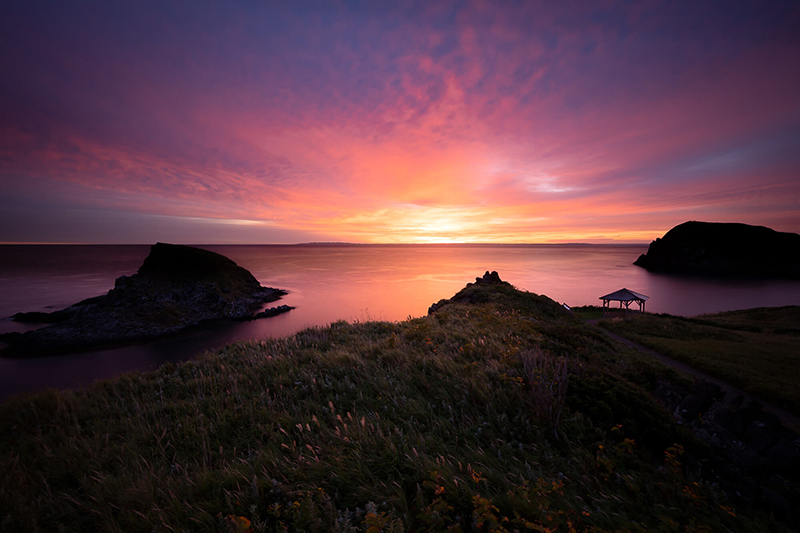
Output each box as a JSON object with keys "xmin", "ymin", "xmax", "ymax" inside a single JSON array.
[
  {"xmin": 598, "ymin": 306, "xmax": 800, "ymax": 416},
  {"xmin": 0, "ymin": 283, "xmax": 787, "ymax": 531}
]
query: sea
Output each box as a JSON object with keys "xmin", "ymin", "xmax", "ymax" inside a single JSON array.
[{"xmin": 2, "ymin": 243, "xmax": 800, "ymax": 402}]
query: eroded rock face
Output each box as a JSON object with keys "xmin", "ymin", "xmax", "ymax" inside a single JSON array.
[
  {"xmin": 634, "ymin": 221, "xmax": 800, "ymax": 278},
  {"xmin": 654, "ymin": 379, "xmax": 800, "ymax": 521},
  {"xmin": 2, "ymin": 243, "xmax": 291, "ymax": 356}
]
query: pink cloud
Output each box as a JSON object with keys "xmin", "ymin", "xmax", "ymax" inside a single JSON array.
[{"xmin": 1, "ymin": 1, "xmax": 798, "ymax": 243}]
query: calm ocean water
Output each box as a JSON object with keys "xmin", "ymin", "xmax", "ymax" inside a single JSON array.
[{"xmin": 2, "ymin": 244, "xmax": 800, "ymax": 401}]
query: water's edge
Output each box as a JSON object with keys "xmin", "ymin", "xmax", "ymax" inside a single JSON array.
[{"xmin": 2, "ymin": 244, "xmax": 799, "ymax": 401}]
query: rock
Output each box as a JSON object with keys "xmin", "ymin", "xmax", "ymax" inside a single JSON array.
[
  {"xmin": 765, "ymin": 437, "xmax": 800, "ymax": 475},
  {"xmin": 475, "ymin": 271, "xmax": 502, "ymax": 284},
  {"xmin": 252, "ymin": 305, "xmax": 294, "ymax": 319},
  {"xmin": 2, "ymin": 243, "xmax": 290, "ymax": 357},
  {"xmin": 0, "ymin": 332, "xmax": 23, "ymax": 344},
  {"xmin": 757, "ymin": 487, "xmax": 790, "ymax": 519},
  {"xmin": 755, "ymin": 410, "xmax": 783, "ymax": 435},
  {"xmin": 675, "ymin": 381, "xmax": 720, "ymax": 421},
  {"xmin": 652, "ymin": 380, "xmax": 689, "ymax": 414},
  {"xmin": 722, "ymin": 389, "xmax": 744, "ymax": 408},
  {"xmin": 694, "ymin": 420, "xmax": 764, "ymax": 470},
  {"xmin": 653, "ymin": 374, "xmax": 800, "ymax": 527},
  {"xmin": 746, "ymin": 422, "xmax": 779, "ymax": 454},
  {"xmin": 427, "ymin": 301, "xmax": 445, "ymax": 314},
  {"xmin": 704, "ymin": 402, "xmax": 743, "ymax": 435},
  {"xmin": 11, "ymin": 310, "xmax": 74, "ymax": 324},
  {"xmin": 634, "ymin": 221, "xmax": 800, "ymax": 278},
  {"xmin": 428, "ymin": 272, "xmax": 509, "ymax": 313},
  {"xmin": 136, "ymin": 242, "xmax": 258, "ymax": 285},
  {"xmin": 738, "ymin": 396, "xmax": 765, "ymax": 425},
  {"xmin": 427, "ymin": 272, "xmax": 575, "ymax": 323}
]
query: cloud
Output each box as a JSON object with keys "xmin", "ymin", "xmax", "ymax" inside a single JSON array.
[{"xmin": 1, "ymin": 0, "xmax": 798, "ymax": 242}]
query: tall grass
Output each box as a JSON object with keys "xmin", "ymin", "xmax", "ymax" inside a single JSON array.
[
  {"xmin": 599, "ymin": 307, "xmax": 800, "ymax": 415},
  {"xmin": 519, "ymin": 348, "xmax": 568, "ymax": 433},
  {"xmin": 0, "ymin": 287, "xmax": 785, "ymax": 532}
]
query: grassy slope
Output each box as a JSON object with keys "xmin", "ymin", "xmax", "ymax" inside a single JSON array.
[
  {"xmin": 0, "ymin": 284, "xmax": 784, "ymax": 532},
  {"xmin": 598, "ymin": 307, "xmax": 800, "ymax": 416},
  {"xmin": 570, "ymin": 306, "xmax": 605, "ymax": 321}
]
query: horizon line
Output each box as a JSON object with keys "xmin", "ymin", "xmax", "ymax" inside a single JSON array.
[{"xmin": 0, "ymin": 240, "xmax": 651, "ymax": 246}]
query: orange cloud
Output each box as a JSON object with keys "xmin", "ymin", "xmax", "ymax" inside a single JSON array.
[{"xmin": 1, "ymin": 1, "xmax": 798, "ymax": 243}]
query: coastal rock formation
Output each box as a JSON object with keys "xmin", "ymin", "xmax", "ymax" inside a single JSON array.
[
  {"xmin": 473, "ymin": 270, "xmax": 503, "ymax": 285},
  {"xmin": 427, "ymin": 271, "xmax": 575, "ymax": 322},
  {"xmin": 634, "ymin": 221, "xmax": 800, "ymax": 277},
  {"xmin": 2, "ymin": 243, "xmax": 292, "ymax": 356},
  {"xmin": 653, "ymin": 380, "xmax": 800, "ymax": 519},
  {"xmin": 428, "ymin": 271, "xmax": 509, "ymax": 313}
]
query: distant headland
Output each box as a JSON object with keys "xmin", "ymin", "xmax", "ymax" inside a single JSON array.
[
  {"xmin": 1, "ymin": 243, "xmax": 292, "ymax": 357},
  {"xmin": 634, "ymin": 221, "xmax": 800, "ymax": 278}
]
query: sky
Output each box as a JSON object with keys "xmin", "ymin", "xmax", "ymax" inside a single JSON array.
[{"xmin": 1, "ymin": 0, "xmax": 799, "ymax": 244}]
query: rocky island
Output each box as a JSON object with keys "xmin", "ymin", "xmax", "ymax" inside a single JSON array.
[
  {"xmin": 1, "ymin": 243, "xmax": 292, "ymax": 356},
  {"xmin": 634, "ymin": 221, "xmax": 800, "ymax": 277}
]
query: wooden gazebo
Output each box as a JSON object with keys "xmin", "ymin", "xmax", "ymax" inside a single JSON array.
[{"xmin": 599, "ymin": 288, "xmax": 649, "ymax": 316}]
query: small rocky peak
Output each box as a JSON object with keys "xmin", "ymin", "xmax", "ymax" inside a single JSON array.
[{"xmin": 475, "ymin": 271, "xmax": 503, "ymax": 285}]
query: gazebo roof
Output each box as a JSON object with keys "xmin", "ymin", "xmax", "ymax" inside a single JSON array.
[{"xmin": 599, "ymin": 288, "xmax": 650, "ymax": 302}]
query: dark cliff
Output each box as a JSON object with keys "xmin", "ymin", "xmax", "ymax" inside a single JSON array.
[
  {"xmin": 3, "ymin": 243, "xmax": 290, "ymax": 356},
  {"xmin": 634, "ymin": 221, "xmax": 800, "ymax": 277}
]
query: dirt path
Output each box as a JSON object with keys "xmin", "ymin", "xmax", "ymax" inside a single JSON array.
[{"xmin": 587, "ymin": 320, "xmax": 800, "ymax": 431}]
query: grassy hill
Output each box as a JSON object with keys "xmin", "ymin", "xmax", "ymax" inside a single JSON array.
[
  {"xmin": 598, "ymin": 306, "xmax": 800, "ymax": 416},
  {"xmin": 0, "ymin": 281, "xmax": 789, "ymax": 532}
]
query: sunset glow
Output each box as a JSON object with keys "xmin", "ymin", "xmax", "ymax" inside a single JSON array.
[{"xmin": 1, "ymin": 1, "xmax": 798, "ymax": 244}]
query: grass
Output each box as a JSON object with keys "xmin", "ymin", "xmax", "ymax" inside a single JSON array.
[
  {"xmin": 570, "ymin": 306, "xmax": 605, "ymax": 321},
  {"xmin": 0, "ymin": 283, "xmax": 787, "ymax": 532},
  {"xmin": 598, "ymin": 306, "xmax": 800, "ymax": 416}
]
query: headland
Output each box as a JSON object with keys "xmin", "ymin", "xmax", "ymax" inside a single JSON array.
[
  {"xmin": 1, "ymin": 243, "xmax": 292, "ymax": 357},
  {"xmin": 634, "ymin": 221, "xmax": 800, "ymax": 278}
]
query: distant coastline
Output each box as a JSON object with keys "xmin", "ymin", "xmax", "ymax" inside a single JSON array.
[{"xmin": 2, "ymin": 241, "xmax": 651, "ymax": 247}]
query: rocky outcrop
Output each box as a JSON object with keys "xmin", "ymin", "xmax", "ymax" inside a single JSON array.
[
  {"xmin": 428, "ymin": 271, "xmax": 509, "ymax": 314},
  {"xmin": 634, "ymin": 221, "xmax": 800, "ymax": 277},
  {"xmin": 653, "ymin": 380, "xmax": 800, "ymax": 522},
  {"xmin": 473, "ymin": 270, "xmax": 503, "ymax": 285},
  {"xmin": 427, "ymin": 271, "xmax": 576, "ymax": 323},
  {"xmin": 2, "ymin": 243, "xmax": 292, "ymax": 356},
  {"xmin": 252, "ymin": 304, "xmax": 294, "ymax": 319}
]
